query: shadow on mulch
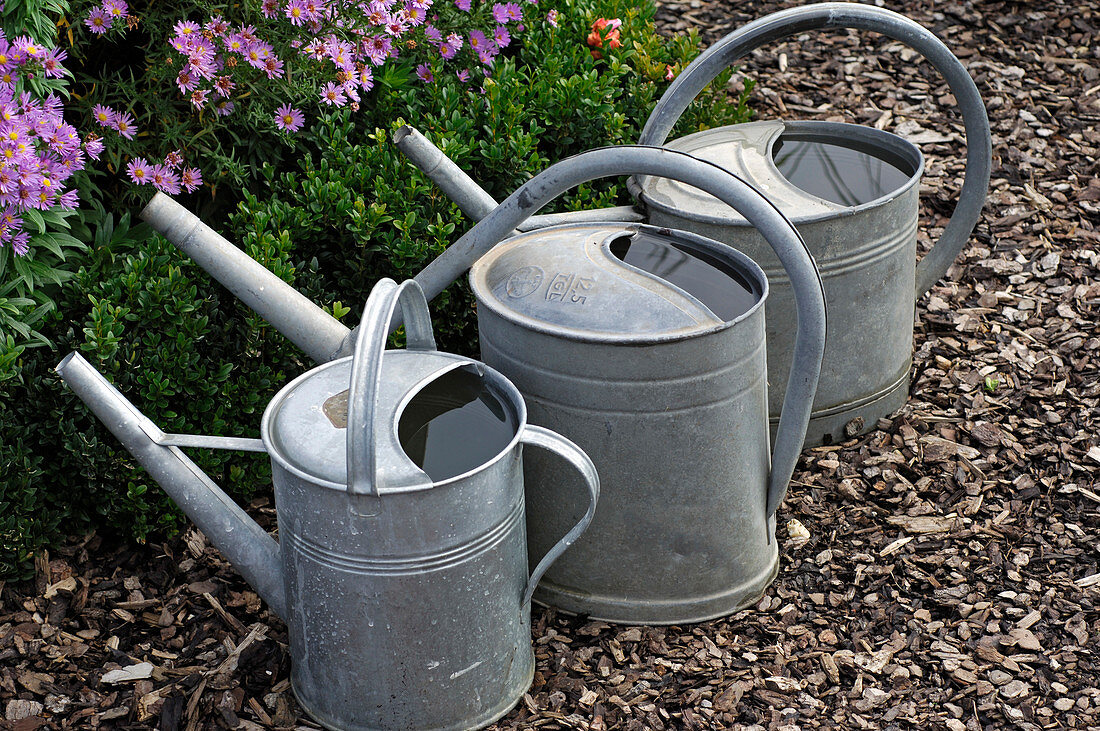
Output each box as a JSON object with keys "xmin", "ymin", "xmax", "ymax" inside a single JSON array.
[{"xmin": 4, "ymin": 1, "xmax": 1099, "ymax": 729}]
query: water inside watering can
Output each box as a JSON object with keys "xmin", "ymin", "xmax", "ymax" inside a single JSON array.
[
  {"xmin": 771, "ymin": 135, "xmax": 916, "ymax": 207},
  {"xmin": 610, "ymin": 232, "xmax": 761, "ymax": 321},
  {"xmin": 398, "ymin": 368, "xmax": 518, "ymax": 481}
]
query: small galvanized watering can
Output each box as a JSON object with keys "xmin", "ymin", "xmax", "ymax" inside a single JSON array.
[
  {"xmin": 57, "ymin": 278, "xmax": 599, "ymax": 731},
  {"xmin": 397, "ymin": 2, "xmax": 992, "ymax": 447},
  {"xmin": 411, "ymin": 145, "xmax": 827, "ymax": 623}
]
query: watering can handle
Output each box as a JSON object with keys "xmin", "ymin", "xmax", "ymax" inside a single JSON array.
[
  {"xmin": 519, "ymin": 425, "xmax": 600, "ymax": 607},
  {"xmin": 414, "ymin": 145, "xmax": 826, "ymax": 522},
  {"xmin": 346, "ymin": 278, "xmax": 437, "ymax": 496},
  {"xmin": 634, "ymin": 2, "xmax": 992, "ymax": 297}
]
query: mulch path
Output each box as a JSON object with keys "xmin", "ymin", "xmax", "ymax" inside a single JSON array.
[{"xmin": 4, "ymin": 0, "xmax": 1098, "ymax": 729}]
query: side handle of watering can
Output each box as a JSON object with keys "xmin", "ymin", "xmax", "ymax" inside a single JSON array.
[
  {"xmin": 141, "ymin": 193, "xmax": 353, "ymax": 364},
  {"xmin": 518, "ymin": 426, "xmax": 600, "ymax": 607},
  {"xmin": 346, "ymin": 278, "xmax": 438, "ymax": 496},
  {"xmin": 54, "ymin": 352, "xmax": 287, "ymax": 620},
  {"xmin": 393, "ymin": 126, "xmax": 644, "ymax": 230},
  {"xmin": 634, "ymin": 2, "xmax": 992, "ymax": 296},
  {"xmin": 412, "ymin": 145, "xmax": 827, "ymax": 526}
]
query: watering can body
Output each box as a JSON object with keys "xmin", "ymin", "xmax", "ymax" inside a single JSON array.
[
  {"xmin": 471, "ymin": 222, "xmax": 776, "ymax": 622},
  {"xmin": 58, "ymin": 279, "xmax": 600, "ymax": 731}
]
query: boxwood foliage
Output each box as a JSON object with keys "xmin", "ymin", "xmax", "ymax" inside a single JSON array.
[{"xmin": 0, "ymin": 0, "xmax": 752, "ymax": 578}]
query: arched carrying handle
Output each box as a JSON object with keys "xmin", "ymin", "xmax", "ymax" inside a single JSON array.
[
  {"xmin": 414, "ymin": 145, "xmax": 826, "ymax": 520},
  {"xmin": 520, "ymin": 425, "xmax": 600, "ymax": 607},
  {"xmin": 346, "ymin": 278, "xmax": 437, "ymax": 496},
  {"xmin": 635, "ymin": 2, "xmax": 991, "ymax": 296}
]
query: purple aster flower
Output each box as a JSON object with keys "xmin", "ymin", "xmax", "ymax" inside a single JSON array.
[
  {"xmin": 91, "ymin": 104, "xmax": 115, "ymax": 128},
  {"xmin": 457, "ymin": 68, "xmax": 470, "ymax": 82},
  {"xmin": 415, "ymin": 62, "xmax": 433, "ymax": 82},
  {"xmin": 319, "ymin": 82, "xmax": 345, "ymax": 106},
  {"xmin": 102, "ymin": 0, "xmax": 128, "ymax": 18},
  {"xmin": 358, "ymin": 66, "xmax": 373, "ymax": 91},
  {"xmin": 468, "ymin": 29, "xmax": 487, "ymax": 50},
  {"xmin": 206, "ymin": 16, "xmax": 229, "ymax": 35},
  {"xmin": 173, "ymin": 20, "xmax": 201, "ymax": 36},
  {"xmin": 424, "ymin": 24, "xmax": 442, "ymax": 42},
  {"xmin": 189, "ymin": 89, "xmax": 209, "ymax": 109},
  {"xmin": 546, "ymin": 9, "xmax": 558, "ymax": 26},
  {"xmin": 164, "ymin": 150, "xmax": 183, "ymax": 169},
  {"xmin": 213, "ymin": 99, "xmax": 234, "ymax": 116},
  {"xmin": 85, "ymin": 7, "xmax": 112, "ymax": 34},
  {"xmin": 11, "ymin": 230, "xmax": 29, "ymax": 255},
  {"xmin": 58, "ymin": 189, "xmax": 79, "ymax": 209},
  {"xmin": 127, "ymin": 157, "xmax": 152, "ymax": 184},
  {"xmin": 454, "ymin": 0, "xmax": 471, "ymax": 10},
  {"xmin": 286, "ymin": 0, "xmax": 307, "ymax": 25},
  {"xmin": 113, "ymin": 111, "xmax": 136, "ymax": 139},
  {"xmin": 491, "ymin": 3, "xmax": 508, "ymax": 22},
  {"xmin": 504, "ymin": 2, "xmax": 522, "ymax": 21},
  {"xmin": 261, "ymin": 0, "xmax": 279, "ymax": 17},
  {"xmin": 402, "ymin": 4, "xmax": 427, "ymax": 25},
  {"xmin": 493, "ymin": 25, "xmax": 510, "ymax": 47},
  {"xmin": 180, "ymin": 167, "xmax": 202, "ymax": 192},
  {"xmin": 151, "ymin": 165, "xmax": 182, "ymax": 195},
  {"xmin": 40, "ymin": 47, "xmax": 67, "ymax": 78},
  {"xmin": 274, "ymin": 104, "xmax": 304, "ymax": 132},
  {"xmin": 83, "ymin": 134, "xmax": 104, "ymax": 160},
  {"xmin": 213, "ymin": 75, "xmax": 235, "ymax": 97}
]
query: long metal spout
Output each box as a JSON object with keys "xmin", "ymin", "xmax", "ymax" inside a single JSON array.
[
  {"xmin": 56, "ymin": 352, "xmax": 287, "ymax": 620},
  {"xmin": 393, "ymin": 125, "xmax": 642, "ymax": 230},
  {"xmin": 141, "ymin": 193, "xmax": 351, "ymax": 364}
]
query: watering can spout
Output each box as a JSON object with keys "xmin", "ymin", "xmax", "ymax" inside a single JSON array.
[
  {"xmin": 55, "ymin": 352, "xmax": 287, "ymax": 620},
  {"xmin": 140, "ymin": 193, "xmax": 352, "ymax": 364},
  {"xmin": 393, "ymin": 125, "xmax": 643, "ymax": 231}
]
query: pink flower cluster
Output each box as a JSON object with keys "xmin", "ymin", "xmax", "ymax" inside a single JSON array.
[
  {"xmin": 0, "ymin": 33, "xmax": 68, "ymax": 86},
  {"xmin": 170, "ymin": 18, "xmax": 289, "ymax": 119},
  {"xmin": 126, "ymin": 150, "xmax": 202, "ymax": 194},
  {"xmin": 0, "ymin": 33, "xmax": 97, "ymax": 256},
  {"xmin": 84, "ymin": 0, "xmax": 131, "ymax": 35},
  {"xmin": 160, "ymin": 0, "xmax": 547, "ymax": 134}
]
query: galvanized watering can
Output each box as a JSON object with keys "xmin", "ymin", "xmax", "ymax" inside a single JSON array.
[
  {"xmin": 57, "ymin": 278, "xmax": 599, "ymax": 731},
  {"xmin": 397, "ymin": 2, "xmax": 992, "ymax": 447},
  {"xmin": 411, "ymin": 145, "xmax": 828, "ymax": 624},
  {"xmin": 139, "ymin": 146, "xmax": 823, "ymax": 626}
]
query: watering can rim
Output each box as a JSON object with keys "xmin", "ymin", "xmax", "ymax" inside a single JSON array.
[
  {"xmin": 469, "ymin": 221, "xmax": 771, "ymax": 345},
  {"xmin": 260, "ymin": 349, "xmax": 529, "ymax": 494},
  {"xmin": 638, "ymin": 119, "xmax": 925, "ymax": 228}
]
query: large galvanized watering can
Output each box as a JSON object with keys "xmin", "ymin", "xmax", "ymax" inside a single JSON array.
[
  {"xmin": 397, "ymin": 2, "xmax": 992, "ymax": 447},
  {"xmin": 57, "ymin": 278, "xmax": 599, "ymax": 731},
  {"xmin": 140, "ymin": 147, "xmax": 823, "ymax": 626},
  {"xmin": 411, "ymin": 145, "xmax": 828, "ymax": 624}
]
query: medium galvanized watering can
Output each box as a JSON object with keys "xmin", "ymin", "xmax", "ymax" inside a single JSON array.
[
  {"xmin": 397, "ymin": 2, "xmax": 992, "ymax": 447},
  {"xmin": 140, "ymin": 146, "xmax": 823, "ymax": 626},
  {"xmin": 411, "ymin": 145, "xmax": 828, "ymax": 624},
  {"xmin": 57, "ymin": 278, "xmax": 599, "ymax": 731}
]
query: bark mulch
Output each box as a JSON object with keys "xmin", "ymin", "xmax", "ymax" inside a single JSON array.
[{"xmin": 3, "ymin": 0, "xmax": 1098, "ymax": 728}]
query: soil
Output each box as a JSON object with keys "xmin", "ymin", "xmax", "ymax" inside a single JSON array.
[{"xmin": 3, "ymin": 1, "xmax": 1099, "ymax": 729}]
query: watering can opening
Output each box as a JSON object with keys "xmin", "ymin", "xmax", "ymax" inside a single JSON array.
[
  {"xmin": 607, "ymin": 230, "xmax": 763, "ymax": 322},
  {"xmin": 770, "ymin": 128, "xmax": 920, "ymax": 208},
  {"xmin": 397, "ymin": 364, "xmax": 520, "ymax": 483},
  {"xmin": 641, "ymin": 120, "xmax": 925, "ymax": 227}
]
